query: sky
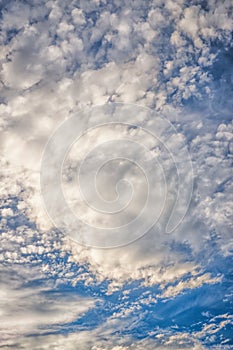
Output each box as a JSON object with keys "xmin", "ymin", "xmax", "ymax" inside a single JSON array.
[{"xmin": 0, "ymin": 0, "xmax": 233, "ymax": 349}]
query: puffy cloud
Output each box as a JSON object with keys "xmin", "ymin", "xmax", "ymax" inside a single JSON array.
[
  {"xmin": 0, "ymin": 0, "xmax": 231, "ymax": 287},
  {"xmin": 0, "ymin": 0, "xmax": 232, "ymax": 348},
  {"xmin": 0, "ymin": 0, "xmax": 231, "ymax": 259}
]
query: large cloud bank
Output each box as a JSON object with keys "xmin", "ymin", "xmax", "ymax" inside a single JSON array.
[{"xmin": 0, "ymin": 0, "xmax": 232, "ymax": 348}]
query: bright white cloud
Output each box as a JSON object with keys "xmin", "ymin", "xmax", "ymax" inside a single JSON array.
[{"xmin": 0, "ymin": 0, "xmax": 232, "ymax": 348}]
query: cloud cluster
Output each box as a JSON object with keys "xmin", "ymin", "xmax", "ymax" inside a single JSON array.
[{"xmin": 0, "ymin": 0, "xmax": 232, "ymax": 348}]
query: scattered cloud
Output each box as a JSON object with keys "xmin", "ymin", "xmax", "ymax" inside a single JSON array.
[{"xmin": 0, "ymin": 0, "xmax": 232, "ymax": 348}]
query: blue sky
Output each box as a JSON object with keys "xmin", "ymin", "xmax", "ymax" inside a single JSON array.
[{"xmin": 0, "ymin": 0, "xmax": 232, "ymax": 349}]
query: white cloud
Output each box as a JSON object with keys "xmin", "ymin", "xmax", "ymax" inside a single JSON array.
[
  {"xmin": 0, "ymin": 284, "xmax": 96, "ymax": 338},
  {"xmin": 0, "ymin": 1, "xmax": 232, "ymax": 347},
  {"xmin": 159, "ymin": 273, "xmax": 221, "ymax": 299},
  {"xmin": 1, "ymin": 312, "xmax": 208, "ymax": 350}
]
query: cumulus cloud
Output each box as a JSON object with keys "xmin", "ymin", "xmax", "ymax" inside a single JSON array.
[{"xmin": 0, "ymin": 0, "xmax": 232, "ymax": 348}]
